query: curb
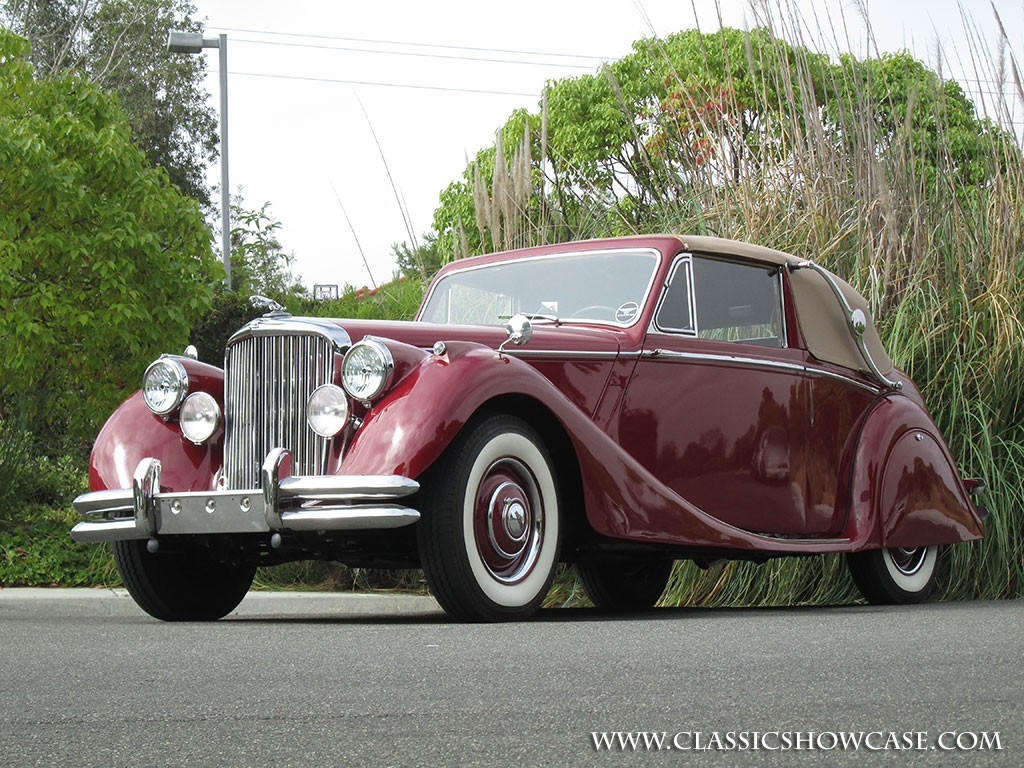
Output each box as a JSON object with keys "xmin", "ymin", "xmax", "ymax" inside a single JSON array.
[{"xmin": 0, "ymin": 587, "xmax": 441, "ymax": 618}]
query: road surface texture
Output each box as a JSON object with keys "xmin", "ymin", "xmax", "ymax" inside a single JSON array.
[{"xmin": 0, "ymin": 588, "xmax": 1019, "ymax": 766}]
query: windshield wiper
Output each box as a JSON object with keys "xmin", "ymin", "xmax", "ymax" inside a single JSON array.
[{"xmin": 497, "ymin": 312, "xmax": 560, "ymax": 325}]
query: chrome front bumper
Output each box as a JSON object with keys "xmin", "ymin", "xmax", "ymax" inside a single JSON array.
[{"xmin": 70, "ymin": 448, "xmax": 420, "ymax": 543}]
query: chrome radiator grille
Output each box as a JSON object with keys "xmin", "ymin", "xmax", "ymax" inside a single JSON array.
[{"xmin": 224, "ymin": 333, "xmax": 335, "ymax": 489}]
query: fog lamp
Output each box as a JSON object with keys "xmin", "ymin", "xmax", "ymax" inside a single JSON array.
[
  {"xmin": 307, "ymin": 384, "xmax": 350, "ymax": 438},
  {"xmin": 179, "ymin": 392, "xmax": 221, "ymax": 444}
]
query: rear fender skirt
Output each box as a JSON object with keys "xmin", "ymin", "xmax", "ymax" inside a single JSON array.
[{"xmin": 844, "ymin": 395, "xmax": 984, "ymax": 549}]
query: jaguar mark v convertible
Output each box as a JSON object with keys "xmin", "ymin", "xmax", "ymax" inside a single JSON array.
[{"xmin": 71, "ymin": 235, "xmax": 987, "ymax": 621}]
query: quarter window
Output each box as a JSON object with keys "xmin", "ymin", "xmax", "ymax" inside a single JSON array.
[
  {"xmin": 655, "ymin": 259, "xmax": 694, "ymax": 332},
  {"xmin": 692, "ymin": 257, "xmax": 784, "ymax": 347}
]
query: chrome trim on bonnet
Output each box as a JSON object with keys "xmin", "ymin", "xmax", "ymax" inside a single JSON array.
[
  {"xmin": 227, "ymin": 315, "xmax": 352, "ymax": 348},
  {"xmin": 503, "ymin": 348, "xmax": 624, "ymax": 360},
  {"xmin": 70, "ymin": 450, "xmax": 420, "ymax": 543}
]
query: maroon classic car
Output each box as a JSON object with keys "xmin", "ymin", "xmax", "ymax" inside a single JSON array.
[{"xmin": 71, "ymin": 235, "xmax": 987, "ymax": 621}]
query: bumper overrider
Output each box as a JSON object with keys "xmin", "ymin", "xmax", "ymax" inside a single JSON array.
[{"xmin": 70, "ymin": 448, "xmax": 420, "ymax": 543}]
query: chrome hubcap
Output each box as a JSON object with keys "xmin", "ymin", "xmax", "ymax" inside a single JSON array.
[
  {"xmin": 503, "ymin": 496, "xmax": 528, "ymax": 541},
  {"xmin": 475, "ymin": 459, "xmax": 543, "ymax": 584},
  {"xmin": 888, "ymin": 546, "xmax": 928, "ymax": 576}
]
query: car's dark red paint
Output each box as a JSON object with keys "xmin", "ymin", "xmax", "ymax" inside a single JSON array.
[
  {"xmin": 80, "ymin": 234, "xmax": 985, "ymax": 620},
  {"xmin": 89, "ymin": 356, "xmax": 224, "ymax": 494}
]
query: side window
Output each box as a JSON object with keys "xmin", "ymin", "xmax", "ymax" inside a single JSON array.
[
  {"xmin": 655, "ymin": 259, "xmax": 694, "ymax": 333},
  {"xmin": 692, "ymin": 257, "xmax": 784, "ymax": 347}
]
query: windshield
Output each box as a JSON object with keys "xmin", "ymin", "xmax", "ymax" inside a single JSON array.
[{"xmin": 419, "ymin": 249, "xmax": 660, "ymax": 326}]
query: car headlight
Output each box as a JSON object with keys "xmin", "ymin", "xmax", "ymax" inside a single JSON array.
[
  {"xmin": 341, "ymin": 339, "xmax": 394, "ymax": 402},
  {"xmin": 306, "ymin": 384, "xmax": 350, "ymax": 437},
  {"xmin": 142, "ymin": 358, "xmax": 189, "ymax": 415},
  {"xmin": 179, "ymin": 392, "xmax": 221, "ymax": 444}
]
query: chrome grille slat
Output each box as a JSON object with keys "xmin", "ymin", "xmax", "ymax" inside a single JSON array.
[{"xmin": 224, "ymin": 332, "xmax": 336, "ymax": 489}]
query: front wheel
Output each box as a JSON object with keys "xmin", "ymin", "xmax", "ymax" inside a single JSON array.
[
  {"xmin": 418, "ymin": 414, "xmax": 561, "ymax": 622},
  {"xmin": 113, "ymin": 540, "xmax": 256, "ymax": 621},
  {"xmin": 846, "ymin": 545, "xmax": 939, "ymax": 605}
]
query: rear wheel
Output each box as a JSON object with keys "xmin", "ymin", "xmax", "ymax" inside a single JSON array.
[
  {"xmin": 578, "ymin": 560, "xmax": 673, "ymax": 610},
  {"xmin": 418, "ymin": 414, "xmax": 561, "ymax": 622},
  {"xmin": 113, "ymin": 540, "xmax": 256, "ymax": 621},
  {"xmin": 847, "ymin": 545, "xmax": 938, "ymax": 605}
]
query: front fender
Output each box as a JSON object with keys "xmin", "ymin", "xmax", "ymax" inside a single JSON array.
[
  {"xmin": 340, "ymin": 342, "xmax": 548, "ymax": 479},
  {"xmin": 88, "ymin": 357, "xmax": 224, "ymax": 493},
  {"xmin": 844, "ymin": 395, "xmax": 984, "ymax": 549}
]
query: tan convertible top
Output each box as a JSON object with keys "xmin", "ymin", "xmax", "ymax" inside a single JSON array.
[{"xmin": 671, "ymin": 235, "xmax": 893, "ymax": 375}]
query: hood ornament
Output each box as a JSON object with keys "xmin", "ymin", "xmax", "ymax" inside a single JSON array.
[{"xmin": 250, "ymin": 294, "xmax": 288, "ymax": 316}]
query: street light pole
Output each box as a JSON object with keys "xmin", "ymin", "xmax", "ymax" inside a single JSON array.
[{"xmin": 167, "ymin": 31, "xmax": 231, "ymax": 289}]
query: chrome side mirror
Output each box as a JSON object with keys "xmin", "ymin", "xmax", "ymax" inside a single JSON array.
[{"xmin": 498, "ymin": 313, "xmax": 533, "ymax": 355}]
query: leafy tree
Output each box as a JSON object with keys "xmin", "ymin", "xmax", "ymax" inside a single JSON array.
[
  {"xmin": 1, "ymin": 0, "xmax": 218, "ymax": 205},
  {"xmin": 392, "ymin": 233, "xmax": 444, "ymax": 279},
  {"xmin": 0, "ymin": 29, "xmax": 219, "ymax": 439},
  {"xmin": 431, "ymin": 27, "xmax": 1004, "ymax": 260},
  {"xmin": 229, "ymin": 195, "xmax": 303, "ymax": 299}
]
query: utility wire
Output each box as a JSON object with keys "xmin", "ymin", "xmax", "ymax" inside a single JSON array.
[
  {"xmin": 231, "ymin": 70, "xmax": 538, "ymax": 97},
  {"xmin": 231, "ymin": 37, "xmax": 599, "ymax": 69},
  {"xmin": 210, "ymin": 25, "xmax": 612, "ymax": 61}
]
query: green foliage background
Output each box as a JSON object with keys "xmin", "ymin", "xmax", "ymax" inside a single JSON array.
[
  {"xmin": 0, "ymin": 29, "xmax": 219, "ymax": 442},
  {"xmin": 0, "ymin": 29, "xmax": 217, "ymax": 585}
]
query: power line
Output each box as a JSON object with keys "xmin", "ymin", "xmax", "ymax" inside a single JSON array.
[
  {"xmin": 230, "ymin": 69, "xmax": 539, "ymax": 97},
  {"xmin": 231, "ymin": 36, "xmax": 598, "ymax": 70},
  {"xmin": 211, "ymin": 25, "xmax": 612, "ymax": 62}
]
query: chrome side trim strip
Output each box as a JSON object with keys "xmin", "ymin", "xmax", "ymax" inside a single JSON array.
[
  {"xmin": 641, "ymin": 349, "xmax": 805, "ymax": 374},
  {"xmin": 503, "ymin": 349, "xmax": 623, "ymax": 359},
  {"xmin": 808, "ymin": 366, "xmax": 880, "ymax": 393},
  {"xmin": 639, "ymin": 349, "xmax": 880, "ymax": 393}
]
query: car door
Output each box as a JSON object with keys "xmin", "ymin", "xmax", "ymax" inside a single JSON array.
[{"xmin": 618, "ymin": 253, "xmax": 824, "ymax": 537}]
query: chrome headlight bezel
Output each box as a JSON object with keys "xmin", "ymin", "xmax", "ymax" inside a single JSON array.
[
  {"xmin": 142, "ymin": 358, "xmax": 189, "ymax": 415},
  {"xmin": 179, "ymin": 391, "xmax": 221, "ymax": 444},
  {"xmin": 306, "ymin": 384, "xmax": 351, "ymax": 438},
  {"xmin": 341, "ymin": 339, "xmax": 395, "ymax": 402}
]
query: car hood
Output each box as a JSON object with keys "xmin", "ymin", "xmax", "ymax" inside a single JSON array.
[{"xmin": 331, "ymin": 318, "xmax": 625, "ymax": 355}]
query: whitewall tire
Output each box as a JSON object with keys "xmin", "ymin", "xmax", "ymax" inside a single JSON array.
[
  {"xmin": 418, "ymin": 414, "xmax": 561, "ymax": 621},
  {"xmin": 847, "ymin": 545, "xmax": 939, "ymax": 605}
]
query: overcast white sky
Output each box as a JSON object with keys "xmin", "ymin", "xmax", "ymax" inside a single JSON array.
[{"xmin": 188, "ymin": 1, "xmax": 1024, "ymax": 292}]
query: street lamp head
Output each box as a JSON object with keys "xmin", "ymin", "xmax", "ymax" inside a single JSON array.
[
  {"xmin": 167, "ymin": 31, "xmax": 221, "ymax": 53},
  {"xmin": 167, "ymin": 31, "xmax": 204, "ymax": 53}
]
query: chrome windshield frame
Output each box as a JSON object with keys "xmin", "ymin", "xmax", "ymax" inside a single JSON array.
[{"xmin": 417, "ymin": 247, "xmax": 664, "ymax": 329}]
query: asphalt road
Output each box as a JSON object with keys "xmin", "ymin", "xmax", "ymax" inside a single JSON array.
[{"xmin": 0, "ymin": 589, "xmax": 1020, "ymax": 767}]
